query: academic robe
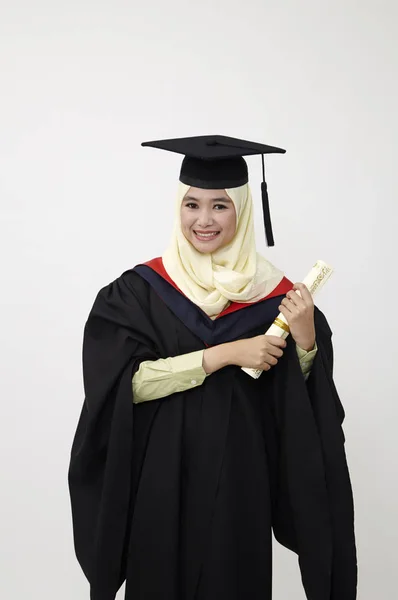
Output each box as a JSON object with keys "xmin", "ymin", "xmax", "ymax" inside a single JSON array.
[{"xmin": 68, "ymin": 258, "xmax": 357, "ymax": 600}]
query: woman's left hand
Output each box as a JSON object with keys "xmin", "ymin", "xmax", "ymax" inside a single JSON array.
[{"xmin": 278, "ymin": 283, "xmax": 316, "ymax": 352}]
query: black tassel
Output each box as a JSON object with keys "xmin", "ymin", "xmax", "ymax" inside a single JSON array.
[
  {"xmin": 261, "ymin": 154, "xmax": 274, "ymax": 246},
  {"xmin": 261, "ymin": 181, "xmax": 275, "ymax": 247}
]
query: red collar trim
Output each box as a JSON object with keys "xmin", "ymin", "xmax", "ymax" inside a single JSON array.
[{"xmin": 141, "ymin": 257, "xmax": 293, "ymax": 318}]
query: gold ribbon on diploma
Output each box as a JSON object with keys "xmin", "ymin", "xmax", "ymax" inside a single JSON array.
[{"xmin": 274, "ymin": 318, "xmax": 290, "ymax": 334}]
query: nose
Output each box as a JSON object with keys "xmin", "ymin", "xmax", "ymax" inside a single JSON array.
[{"xmin": 196, "ymin": 207, "xmax": 215, "ymax": 227}]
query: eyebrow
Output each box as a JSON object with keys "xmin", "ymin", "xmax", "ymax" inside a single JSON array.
[{"xmin": 183, "ymin": 195, "xmax": 233, "ymax": 203}]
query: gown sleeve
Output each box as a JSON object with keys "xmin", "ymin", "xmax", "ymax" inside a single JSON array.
[
  {"xmin": 68, "ymin": 273, "xmax": 161, "ymax": 597},
  {"xmin": 269, "ymin": 307, "xmax": 357, "ymax": 599}
]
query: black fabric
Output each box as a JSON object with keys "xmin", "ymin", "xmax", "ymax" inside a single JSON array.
[
  {"xmin": 141, "ymin": 134, "xmax": 286, "ymax": 161},
  {"xmin": 180, "ymin": 155, "xmax": 248, "ymax": 189},
  {"xmin": 133, "ymin": 264, "xmax": 288, "ymax": 346},
  {"xmin": 179, "ymin": 158, "xmax": 248, "ymax": 190},
  {"xmin": 68, "ymin": 269, "xmax": 357, "ymax": 600}
]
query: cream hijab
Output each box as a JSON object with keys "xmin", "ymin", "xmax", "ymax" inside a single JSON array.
[{"xmin": 162, "ymin": 182, "xmax": 284, "ymax": 319}]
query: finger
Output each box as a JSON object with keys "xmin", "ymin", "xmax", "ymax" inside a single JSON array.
[
  {"xmin": 267, "ymin": 346, "xmax": 284, "ymax": 358},
  {"xmin": 283, "ymin": 297, "xmax": 302, "ymax": 315},
  {"xmin": 279, "ymin": 303, "xmax": 294, "ymax": 318},
  {"xmin": 279, "ymin": 298, "xmax": 294, "ymax": 312},
  {"xmin": 266, "ymin": 335, "xmax": 287, "ymax": 348},
  {"xmin": 286, "ymin": 289, "xmax": 306, "ymax": 309},
  {"xmin": 293, "ymin": 282, "xmax": 313, "ymax": 305},
  {"xmin": 265, "ymin": 355, "xmax": 278, "ymax": 366}
]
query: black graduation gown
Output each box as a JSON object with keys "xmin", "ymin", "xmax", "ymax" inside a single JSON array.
[{"xmin": 68, "ymin": 260, "xmax": 357, "ymax": 600}]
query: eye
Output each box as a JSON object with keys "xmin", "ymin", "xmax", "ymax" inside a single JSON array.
[{"xmin": 183, "ymin": 202, "xmax": 228, "ymax": 210}]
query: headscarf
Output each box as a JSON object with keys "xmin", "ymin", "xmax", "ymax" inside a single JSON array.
[{"xmin": 162, "ymin": 182, "xmax": 284, "ymax": 319}]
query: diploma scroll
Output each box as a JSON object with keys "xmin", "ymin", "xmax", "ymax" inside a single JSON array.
[{"xmin": 241, "ymin": 260, "xmax": 334, "ymax": 379}]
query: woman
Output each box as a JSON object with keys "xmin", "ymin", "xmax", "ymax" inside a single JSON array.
[{"xmin": 68, "ymin": 136, "xmax": 357, "ymax": 600}]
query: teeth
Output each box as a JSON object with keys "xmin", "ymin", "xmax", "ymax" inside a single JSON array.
[{"xmin": 195, "ymin": 232, "xmax": 219, "ymax": 238}]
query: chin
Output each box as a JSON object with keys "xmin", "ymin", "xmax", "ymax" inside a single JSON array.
[{"xmin": 190, "ymin": 237, "xmax": 224, "ymax": 253}]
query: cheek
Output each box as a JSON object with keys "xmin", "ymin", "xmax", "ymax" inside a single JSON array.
[
  {"xmin": 180, "ymin": 211, "xmax": 192, "ymax": 231},
  {"xmin": 220, "ymin": 212, "xmax": 236, "ymax": 235}
]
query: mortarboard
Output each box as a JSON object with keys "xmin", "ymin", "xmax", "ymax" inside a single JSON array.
[{"xmin": 141, "ymin": 134, "xmax": 286, "ymax": 246}]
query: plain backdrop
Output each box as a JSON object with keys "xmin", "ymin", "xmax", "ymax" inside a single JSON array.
[{"xmin": 1, "ymin": 1, "xmax": 397, "ymax": 598}]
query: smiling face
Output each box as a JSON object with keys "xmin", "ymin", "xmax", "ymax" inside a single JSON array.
[{"xmin": 180, "ymin": 187, "xmax": 237, "ymax": 253}]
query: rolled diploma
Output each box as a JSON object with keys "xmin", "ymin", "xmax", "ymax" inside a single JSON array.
[{"xmin": 241, "ymin": 260, "xmax": 334, "ymax": 379}]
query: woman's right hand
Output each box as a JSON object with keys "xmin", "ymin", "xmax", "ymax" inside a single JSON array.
[{"xmin": 228, "ymin": 335, "xmax": 287, "ymax": 371}]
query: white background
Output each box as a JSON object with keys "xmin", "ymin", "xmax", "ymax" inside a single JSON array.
[{"xmin": 1, "ymin": 1, "xmax": 397, "ymax": 598}]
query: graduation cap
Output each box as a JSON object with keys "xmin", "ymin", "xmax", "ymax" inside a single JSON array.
[{"xmin": 141, "ymin": 134, "xmax": 286, "ymax": 247}]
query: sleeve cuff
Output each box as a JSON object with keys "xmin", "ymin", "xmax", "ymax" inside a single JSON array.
[
  {"xmin": 296, "ymin": 341, "xmax": 318, "ymax": 381},
  {"xmin": 296, "ymin": 341, "xmax": 318, "ymax": 360},
  {"xmin": 169, "ymin": 350, "xmax": 208, "ymax": 385}
]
